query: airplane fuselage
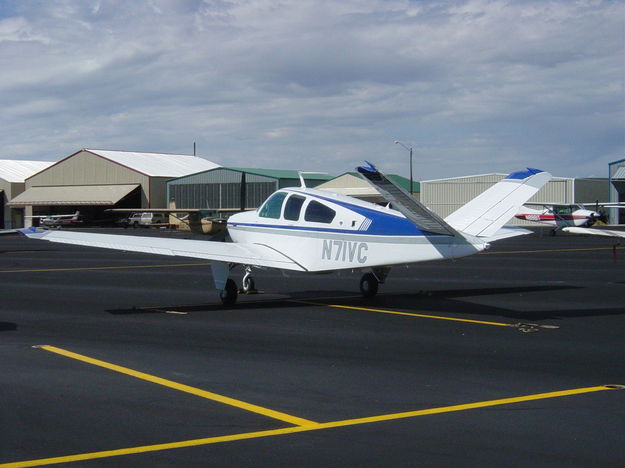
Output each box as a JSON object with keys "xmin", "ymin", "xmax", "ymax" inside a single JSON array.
[
  {"xmin": 227, "ymin": 187, "xmax": 486, "ymax": 273},
  {"xmin": 515, "ymin": 206, "xmax": 600, "ymax": 227}
]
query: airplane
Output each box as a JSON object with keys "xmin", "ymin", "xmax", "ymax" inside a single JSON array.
[
  {"xmin": 514, "ymin": 203, "xmax": 613, "ymax": 234},
  {"xmin": 17, "ymin": 163, "xmax": 551, "ymax": 305},
  {"xmin": 26, "ymin": 211, "xmax": 84, "ymax": 228}
]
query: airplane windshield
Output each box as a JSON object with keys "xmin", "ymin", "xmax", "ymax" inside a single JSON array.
[
  {"xmin": 553, "ymin": 206, "xmax": 573, "ymax": 215},
  {"xmin": 259, "ymin": 192, "xmax": 288, "ymax": 219}
]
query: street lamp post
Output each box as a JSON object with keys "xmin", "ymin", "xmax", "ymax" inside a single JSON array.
[{"xmin": 394, "ymin": 140, "xmax": 414, "ymax": 196}]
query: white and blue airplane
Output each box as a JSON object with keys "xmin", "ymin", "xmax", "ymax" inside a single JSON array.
[{"xmin": 18, "ymin": 163, "xmax": 551, "ymax": 305}]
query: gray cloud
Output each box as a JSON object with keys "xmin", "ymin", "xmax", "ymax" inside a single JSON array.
[{"xmin": 0, "ymin": 0, "xmax": 622, "ymax": 179}]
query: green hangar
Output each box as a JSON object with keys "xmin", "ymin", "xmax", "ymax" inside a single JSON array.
[{"xmin": 167, "ymin": 167, "xmax": 333, "ymax": 211}]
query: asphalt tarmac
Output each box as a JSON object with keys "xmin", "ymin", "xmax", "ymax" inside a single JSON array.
[{"xmin": 0, "ymin": 228, "xmax": 623, "ymax": 467}]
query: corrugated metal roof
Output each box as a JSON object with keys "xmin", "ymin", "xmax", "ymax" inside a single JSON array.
[
  {"xmin": 227, "ymin": 167, "xmax": 333, "ymax": 181},
  {"xmin": 0, "ymin": 160, "xmax": 54, "ymax": 183},
  {"xmin": 612, "ymin": 166, "xmax": 625, "ymax": 179},
  {"xmin": 318, "ymin": 172, "xmax": 420, "ymax": 193},
  {"xmin": 85, "ymin": 149, "xmax": 219, "ymax": 177},
  {"xmin": 8, "ymin": 184, "xmax": 139, "ymax": 206}
]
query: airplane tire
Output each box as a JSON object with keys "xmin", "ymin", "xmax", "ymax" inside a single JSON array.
[
  {"xmin": 220, "ymin": 279, "xmax": 238, "ymax": 306},
  {"xmin": 359, "ymin": 273, "xmax": 378, "ymax": 298}
]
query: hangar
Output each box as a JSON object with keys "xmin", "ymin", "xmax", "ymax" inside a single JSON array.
[
  {"xmin": 420, "ymin": 173, "xmax": 608, "ymax": 226},
  {"xmin": 9, "ymin": 149, "xmax": 218, "ymax": 226},
  {"xmin": 0, "ymin": 159, "xmax": 53, "ymax": 228},
  {"xmin": 315, "ymin": 172, "xmax": 420, "ymax": 203},
  {"xmin": 167, "ymin": 167, "xmax": 333, "ymax": 211}
]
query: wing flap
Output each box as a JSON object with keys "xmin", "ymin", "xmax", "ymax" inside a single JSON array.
[
  {"xmin": 19, "ymin": 229, "xmax": 307, "ymax": 271},
  {"xmin": 356, "ymin": 162, "xmax": 459, "ymax": 236}
]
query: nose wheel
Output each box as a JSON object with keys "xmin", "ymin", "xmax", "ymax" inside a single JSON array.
[{"xmin": 359, "ymin": 273, "xmax": 379, "ymax": 297}]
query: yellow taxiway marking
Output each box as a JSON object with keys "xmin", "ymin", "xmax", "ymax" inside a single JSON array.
[
  {"xmin": 292, "ymin": 300, "xmax": 513, "ymax": 327},
  {"xmin": 0, "ymin": 262, "xmax": 211, "ymax": 273},
  {"xmin": 37, "ymin": 345, "xmax": 316, "ymax": 428},
  {"xmin": 1, "ymin": 385, "xmax": 616, "ymax": 468},
  {"xmin": 481, "ymin": 246, "xmax": 625, "ymax": 255}
]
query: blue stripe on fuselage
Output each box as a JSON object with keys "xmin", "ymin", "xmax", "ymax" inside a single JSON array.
[{"xmin": 290, "ymin": 190, "xmax": 451, "ymax": 236}]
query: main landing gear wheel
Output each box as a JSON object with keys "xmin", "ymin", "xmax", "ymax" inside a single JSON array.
[
  {"xmin": 359, "ymin": 273, "xmax": 379, "ymax": 298},
  {"xmin": 220, "ymin": 278, "xmax": 238, "ymax": 306}
]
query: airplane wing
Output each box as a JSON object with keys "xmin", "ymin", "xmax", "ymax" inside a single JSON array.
[
  {"xmin": 356, "ymin": 162, "xmax": 459, "ymax": 236},
  {"xmin": 562, "ymin": 227, "xmax": 625, "ymax": 238},
  {"xmin": 17, "ymin": 228, "xmax": 307, "ymax": 271}
]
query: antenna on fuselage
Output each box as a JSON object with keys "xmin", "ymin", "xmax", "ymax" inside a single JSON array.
[{"xmin": 298, "ymin": 171, "xmax": 328, "ymax": 188}]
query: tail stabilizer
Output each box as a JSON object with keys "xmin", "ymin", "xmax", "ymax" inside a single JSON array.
[{"xmin": 445, "ymin": 168, "xmax": 551, "ymax": 238}]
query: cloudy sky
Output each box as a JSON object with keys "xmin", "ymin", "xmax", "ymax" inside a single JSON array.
[{"xmin": 0, "ymin": 0, "xmax": 622, "ymax": 179}]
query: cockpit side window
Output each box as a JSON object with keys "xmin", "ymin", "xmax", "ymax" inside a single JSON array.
[
  {"xmin": 259, "ymin": 192, "xmax": 288, "ymax": 219},
  {"xmin": 554, "ymin": 205, "xmax": 573, "ymax": 215},
  {"xmin": 284, "ymin": 195, "xmax": 305, "ymax": 221},
  {"xmin": 304, "ymin": 200, "xmax": 336, "ymax": 223}
]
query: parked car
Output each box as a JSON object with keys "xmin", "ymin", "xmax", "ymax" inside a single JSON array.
[
  {"xmin": 139, "ymin": 212, "xmax": 167, "ymax": 226},
  {"xmin": 125, "ymin": 212, "xmax": 143, "ymax": 228}
]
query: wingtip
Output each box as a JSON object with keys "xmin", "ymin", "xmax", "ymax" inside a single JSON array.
[
  {"xmin": 505, "ymin": 168, "xmax": 546, "ymax": 180},
  {"xmin": 17, "ymin": 226, "xmax": 48, "ymax": 237},
  {"xmin": 356, "ymin": 160, "xmax": 378, "ymax": 174}
]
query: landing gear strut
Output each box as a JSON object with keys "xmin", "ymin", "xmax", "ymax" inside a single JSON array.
[
  {"xmin": 242, "ymin": 266, "xmax": 257, "ymax": 294},
  {"xmin": 220, "ymin": 278, "xmax": 238, "ymax": 306}
]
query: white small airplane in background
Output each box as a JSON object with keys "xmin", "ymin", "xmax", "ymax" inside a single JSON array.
[
  {"xmin": 514, "ymin": 203, "xmax": 613, "ymax": 234},
  {"xmin": 18, "ymin": 163, "xmax": 551, "ymax": 305},
  {"xmin": 26, "ymin": 211, "xmax": 83, "ymax": 228},
  {"xmin": 562, "ymin": 204, "xmax": 625, "ymax": 238}
]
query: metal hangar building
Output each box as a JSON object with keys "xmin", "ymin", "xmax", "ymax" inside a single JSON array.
[
  {"xmin": 0, "ymin": 159, "xmax": 53, "ymax": 229},
  {"xmin": 9, "ymin": 149, "xmax": 218, "ymax": 226},
  {"xmin": 315, "ymin": 172, "xmax": 420, "ymax": 204},
  {"xmin": 420, "ymin": 172, "xmax": 608, "ymax": 226},
  {"xmin": 167, "ymin": 167, "xmax": 333, "ymax": 211}
]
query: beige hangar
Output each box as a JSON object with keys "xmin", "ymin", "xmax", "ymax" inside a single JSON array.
[{"xmin": 10, "ymin": 149, "xmax": 219, "ymax": 226}]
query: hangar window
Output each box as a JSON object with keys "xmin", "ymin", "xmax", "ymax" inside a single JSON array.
[
  {"xmin": 284, "ymin": 195, "xmax": 305, "ymax": 221},
  {"xmin": 259, "ymin": 191, "xmax": 287, "ymax": 219},
  {"xmin": 305, "ymin": 200, "xmax": 336, "ymax": 223}
]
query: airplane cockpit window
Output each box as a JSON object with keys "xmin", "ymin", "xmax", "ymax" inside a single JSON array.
[
  {"xmin": 305, "ymin": 200, "xmax": 336, "ymax": 223},
  {"xmin": 284, "ymin": 195, "xmax": 306, "ymax": 221},
  {"xmin": 259, "ymin": 192, "xmax": 288, "ymax": 219},
  {"xmin": 553, "ymin": 205, "xmax": 573, "ymax": 215}
]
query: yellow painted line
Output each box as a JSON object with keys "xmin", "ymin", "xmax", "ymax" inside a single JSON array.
[
  {"xmin": 292, "ymin": 300, "xmax": 512, "ymax": 327},
  {"xmin": 38, "ymin": 345, "xmax": 317, "ymax": 427},
  {"xmin": 1, "ymin": 385, "xmax": 616, "ymax": 468},
  {"xmin": 481, "ymin": 246, "xmax": 625, "ymax": 255},
  {"xmin": 0, "ymin": 262, "xmax": 211, "ymax": 273}
]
